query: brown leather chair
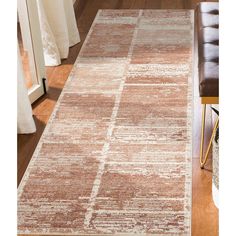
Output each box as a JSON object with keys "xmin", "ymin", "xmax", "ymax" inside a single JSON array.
[{"xmin": 196, "ymin": 2, "xmax": 219, "ymax": 168}]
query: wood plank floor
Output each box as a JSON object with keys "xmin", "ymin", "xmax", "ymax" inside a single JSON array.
[{"xmin": 17, "ymin": 1, "xmax": 219, "ymax": 235}]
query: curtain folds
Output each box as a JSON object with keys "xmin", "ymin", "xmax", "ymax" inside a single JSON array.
[
  {"xmin": 17, "ymin": 44, "xmax": 36, "ymax": 134},
  {"xmin": 37, "ymin": 0, "xmax": 80, "ymax": 66}
]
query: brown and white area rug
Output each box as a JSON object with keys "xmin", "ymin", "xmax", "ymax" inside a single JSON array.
[{"xmin": 18, "ymin": 10, "xmax": 193, "ymax": 235}]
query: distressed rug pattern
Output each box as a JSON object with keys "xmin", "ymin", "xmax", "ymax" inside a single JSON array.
[{"xmin": 18, "ymin": 10, "xmax": 193, "ymax": 235}]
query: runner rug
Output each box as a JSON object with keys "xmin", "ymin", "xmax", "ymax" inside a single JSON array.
[{"xmin": 18, "ymin": 10, "xmax": 193, "ymax": 235}]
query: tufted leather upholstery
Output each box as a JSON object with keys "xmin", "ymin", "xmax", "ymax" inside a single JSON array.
[
  {"xmin": 199, "ymin": 2, "xmax": 219, "ymax": 13},
  {"xmin": 196, "ymin": 2, "xmax": 219, "ymax": 97}
]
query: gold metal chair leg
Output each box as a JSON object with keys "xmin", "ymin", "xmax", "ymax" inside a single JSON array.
[
  {"xmin": 200, "ymin": 104, "xmax": 206, "ymax": 168},
  {"xmin": 200, "ymin": 104, "xmax": 219, "ymax": 168}
]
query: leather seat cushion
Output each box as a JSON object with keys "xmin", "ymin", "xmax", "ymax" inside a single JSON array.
[
  {"xmin": 201, "ymin": 43, "xmax": 219, "ymax": 62},
  {"xmin": 197, "ymin": 2, "xmax": 219, "ymax": 98},
  {"xmin": 200, "ymin": 13, "xmax": 219, "ymax": 27},
  {"xmin": 202, "ymin": 27, "xmax": 219, "ymax": 44},
  {"xmin": 199, "ymin": 62, "xmax": 219, "ymax": 97},
  {"xmin": 199, "ymin": 2, "xmax": 219, "ymax": 14}
]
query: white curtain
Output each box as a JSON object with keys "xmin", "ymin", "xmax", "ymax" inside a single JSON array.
[
  {"xmin": 17, "ymin": 44, "xmax": 36, "ymax": 134},
  {"xmin": 37, "ymin": 0, "xmax": 80, "ymax": 66}
]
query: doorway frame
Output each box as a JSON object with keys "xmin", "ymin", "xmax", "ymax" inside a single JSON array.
[{"xmin": 17, "ymin": 0, "xmax": 48, "ymax": 104}]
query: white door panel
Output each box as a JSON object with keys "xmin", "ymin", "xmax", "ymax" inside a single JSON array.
[{"xmin": 17, "ymin": 0, "xmax": 47, "ymax": 104}]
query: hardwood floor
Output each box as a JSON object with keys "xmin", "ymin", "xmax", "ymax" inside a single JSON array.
[{"xmin": 17, "ymin": 0, "xmax": 218, "ymax": 235}]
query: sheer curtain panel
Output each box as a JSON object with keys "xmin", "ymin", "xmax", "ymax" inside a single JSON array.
[
  {"xmin": 17, "ymin": 44, "xmax": 36, "ymax": 134},
  {"xmin": 37, "ymin": 0, "xmax": 80, "ymax": 66}
]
